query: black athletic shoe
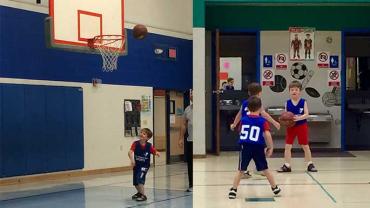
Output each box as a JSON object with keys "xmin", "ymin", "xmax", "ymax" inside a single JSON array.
[
  {"xmin": 277, "ymin": 164, "xmax": 292, "ymax": 172},
  {"xmin": 186, "ymin": 186, "xmax": 193, "ymax": 192},
  {"xmin": 136, "ymin": 194, "xmax": 147, "ymax": 201},
  {"xmin": 228, "ymin": 188, "xmax": 237, "ymax": 199},
  {"xmin": 307, "ymin": 163, "xmax": 318, "ymax": 172},
  {"xmin": 131, "ymin": 192, "xmax": 141, "ymax": 200},
  {"xmin": 272, "ymin": 185, "xmax": 281, "ymax": 195}
]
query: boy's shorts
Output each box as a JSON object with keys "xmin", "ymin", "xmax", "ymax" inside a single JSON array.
[
  {"xmin": 286, "ymin": 123, "xmax": 309, "ymax": 145},
  {"xmin": 238, "ymin": 143, "xmax": 268, "ymax": 172},
  {"xmin": 133, "ymin": 166, "xmax": 149, "ymax": 186}
]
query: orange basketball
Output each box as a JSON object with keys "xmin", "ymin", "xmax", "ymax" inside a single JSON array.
[
  {"xmin": 279, "ymin": 112, "xmax": 295, "ymax": 127},
  {"xmin": 133, "ymin": 24, "xmax": 148, "ymax": 40}
]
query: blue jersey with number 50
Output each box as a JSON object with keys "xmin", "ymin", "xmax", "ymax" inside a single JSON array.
[{"xmin": 239, "ymin": 115, "xmax": 269, "ymax": 145}]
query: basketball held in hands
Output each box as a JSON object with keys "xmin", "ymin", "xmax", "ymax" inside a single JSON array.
[{"xmin": 279, "ymin": 112, "xmax": 296, "ymax": 127}]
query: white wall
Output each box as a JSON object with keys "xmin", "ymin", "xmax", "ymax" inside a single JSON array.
[
  {"xmin": 125, "ymin": 0, "xmax": 192, "ymax": 37},
  {"xmin": 84, "ymin": 84, "xmax": 153, "ymax": 170},
  {"xmin": 260, "ymin": 31, "xmax": 341, "ymax": 148},
  {"xmin": 0, "ymin": 78, "xmax": 153, "ymax": 170},
  {"xmin": 193, "ymin": 28, "xmax": 206, "ymax": 155},
  {"xmin": 0, "ymin": 0, "xmax": 193, "ymax": 39}
]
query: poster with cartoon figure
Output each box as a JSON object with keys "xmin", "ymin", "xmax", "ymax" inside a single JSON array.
[{"xmin": 289, "ymin": 27, "xmax": 315, "ymax": 61}]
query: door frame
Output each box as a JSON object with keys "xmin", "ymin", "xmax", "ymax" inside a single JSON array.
[
  {"xmin": 341, "ymin": 29, "xmax": 370, "ymax": 150},
  {"xmin": 153, "ymin": 89, "xmax": 187, "ymax": 164},
  {"xmin": 210, "ymin": 29, "xmax": 260, "ymax": 154}
]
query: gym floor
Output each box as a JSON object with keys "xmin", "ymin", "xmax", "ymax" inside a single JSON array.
[
  {"xmin": 193, "ymin": 151, "xmax": 370, "ymax": 208},
  {"xmin": 0, "ymin": 163, "xmax": 191, "ymax": 208}
]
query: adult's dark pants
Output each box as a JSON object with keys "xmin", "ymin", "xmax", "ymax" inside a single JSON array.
[{"xmin": 186, "ymin": 140, "xmax": 193, "ymax": 187}]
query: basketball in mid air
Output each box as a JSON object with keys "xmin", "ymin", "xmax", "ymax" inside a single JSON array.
[{"xmin": 133, "ymin": 24, "xmax": 148, "ymax": 40}]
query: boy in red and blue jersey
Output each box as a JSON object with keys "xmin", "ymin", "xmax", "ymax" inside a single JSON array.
[
  {"xmin": 230, "ymin": 82, "xmax": 280, "ymax": 178},
  {"xmin": 228, "ymin": 96, "xmax": 281, "ymax": 199},
  {"xmin": 278, "ymin": 81, "xmax": 317, "ymax": 173},
  {"xmin": 128, "ymin": 128, "xmax": 160, "ymax": 201}
]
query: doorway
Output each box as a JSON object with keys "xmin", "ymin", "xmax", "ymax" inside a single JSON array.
[
  {"xmin": 344, "ymin": 32, "xmax": 370, "ymax": 150},
  {"xmin": 206, "ymin": 30, "xmax": 258, "ymax": 153},
  {"xmin": 153, "ymin": 90, "xmax": 185, "ymax": 165},
  {"xmin": 154, "ymin": 90, "xmax": 167, "ymax": 165}
]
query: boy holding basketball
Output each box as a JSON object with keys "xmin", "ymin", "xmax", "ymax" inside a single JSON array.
[
  {"xmin": 128, "ymin": 128, "xmax": 160, "ymax": 201},
  {"xmin": 228, "ymin": 96, "xmax": 281, "ymax": 199},
  {"xmin": 278, "ymin": 81, "xmax": 317, "ymax": 172},
  {"xmin": 230, "ymin": 82, "xmax": 280, "ymax": 178}
]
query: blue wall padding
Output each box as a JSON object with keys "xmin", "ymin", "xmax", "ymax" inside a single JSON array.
[
  {"xmin": 0, "ymin": 6, "xmax": 193, "ymax": 91},
  {"xmin": 0, "ymin": 84, "xmax": 84, "ymax": 177}
]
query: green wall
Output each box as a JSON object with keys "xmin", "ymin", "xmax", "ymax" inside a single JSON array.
[
  {"xmin": 206, "ymin": 5, "xmax": 370, "ymax": 30},
  {"xmin": 205, "ymin": 0, "xmax": 370, "ymax": 3},
  {"xmin": 193, "ymin": 0, "xmax": 370, "ymax": 28}
]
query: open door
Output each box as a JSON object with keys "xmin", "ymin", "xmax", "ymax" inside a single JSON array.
[
  {"xmin": 153, "ymin": 90, "xmax": 185, "ymax": 164},
  {"xmin": 210, "ymin": 30, "xmax": 258, "ymax": 152},
  {"xmin": 214, "ymin": 29, "xmax": 221, "ymax": 155},
  {"xmin": 153, "ymin": 90, "xmax": 167, "ymax": 165},
  {"xmin": 168, "ymin": 91, "xmax": 185, "ymax": 162}
]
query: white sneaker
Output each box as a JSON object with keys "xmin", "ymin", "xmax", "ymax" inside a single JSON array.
[{"xmin": 228, "ymin": 188, "xmax": 237, "ymax": 199}]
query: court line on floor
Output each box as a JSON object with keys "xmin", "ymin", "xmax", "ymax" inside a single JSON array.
[
  {"xmin": 195, "ymin": 181, "xmax": 370, "ymax": 187},
  {"xmin": 0, "ymin": 172, "xmax": 188, "ymax": 201},
  {"xmin": 1, "ymin": 185, "xmax": 190, "ymax": 202},
  {"xmin": 306, "ymin": 172, "xmax": 337, "ymax": 203},
  {"xmin": 125, "ymin": 194, "xmax": 192, "ymax": 208},
  {"xmin": 194, "ymin": 168, "xmax": 370, "ymax": 173}
]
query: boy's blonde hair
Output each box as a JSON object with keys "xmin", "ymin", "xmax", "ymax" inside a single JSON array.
[
  {"xmin": 141, "ymin": 128, "xmax": 153, "ymax": 139},
  {"xmin": 289, "ymin": 81, "xmax": 302, "ymax": 90}
]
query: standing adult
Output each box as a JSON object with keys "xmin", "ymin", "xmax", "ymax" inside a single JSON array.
[{"xmin": 179, "ymin": 90, "xmax": 193, "ymax": 192}]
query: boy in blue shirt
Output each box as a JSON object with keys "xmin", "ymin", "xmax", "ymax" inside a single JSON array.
[
  {"xmin": 128, "ymin": 128, "xmax": 160, "ymax": 201},
  {"xmin": 230, "ymin": 82, "xmax": 280, "ymax": 178},
  {"xmin": 278, "ymin": 81, "xmax": 317, "ymax": 172},
  {"xmin": 229, "ymin": 96, "xmax": 281, "ymax": 199}
]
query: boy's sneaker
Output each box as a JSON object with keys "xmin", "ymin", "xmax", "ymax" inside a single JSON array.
[
  {"xmin": 186, "ymin": 186, "xmax": 193, "ymax": 192},
  {"xmin": 136, "ymin": 194, "xmax": 147, "ymax": 201},
  {"xmin": 228, "ymin": 188, "xmax": 237, "ymax": 199},
  {"xmin": 131, "ymin": 192, "xmax": 141, "ymax": 200},
  {"xmin": 277, "ymin": 164, "xmax": 291, "ymax": 172},
  {"xmin": 307, "ymin": 163, "xmax": 318, "ymax": 172},
  {"xmin": 272, "ymin": 185, "xmax": 281, "ymax": 195},
  {"xmin": 241, "ymin": 170, "xmax": 252, "ymax": 179}
]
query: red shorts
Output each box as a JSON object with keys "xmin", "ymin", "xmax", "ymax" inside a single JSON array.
[{"xmin": 286, "ymin": 123, "xmax": 309, "ymax": 145}]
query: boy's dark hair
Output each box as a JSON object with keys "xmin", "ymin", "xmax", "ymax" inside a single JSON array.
[
  {"xmin": 289, "ymin": 81, "xmax": 302, "ymax": 90},
  {"xmin": 227, "ymin": 77, "xmax": 234, "ymax": 82},
  {"xmin": 247, "ymin": 96, "xmax": 262, "ymax": 112},
  {"xmin": 141, "ymin": 128, "xmax": 153, "ymax": 139},
  {"xmin": 247, "ymin": 82, "xmax": 262, "ymax": 96}
]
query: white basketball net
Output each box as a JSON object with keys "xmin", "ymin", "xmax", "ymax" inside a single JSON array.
[{"xmin": 90, "ymin": 35, "xmax": 125, "ymax": 72}]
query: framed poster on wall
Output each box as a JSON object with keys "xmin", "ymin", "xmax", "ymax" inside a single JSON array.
[
  {"xmin": 220, "ymin": 57, "xmax": 242, "ymax": 90},
  {"xmin": 124, "ymin": 100, "xmax": 141, "ymax": 137},
  {"xmin": 289, "ymin": 27, "xmax": 315, "ymax": 61}
]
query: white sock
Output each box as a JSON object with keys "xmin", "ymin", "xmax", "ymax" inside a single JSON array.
[
  {"xmin": 307, "ymin": 161, "xmax": 313, "ymax": 166},
  {"xmin": 284, "ymin": 163, "xmax": 290, "ymax": 167}
]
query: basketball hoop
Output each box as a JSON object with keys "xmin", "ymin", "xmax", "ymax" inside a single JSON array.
[{"xmin": 88, "ymin": 35, "xmax": 125, "ymax": 72}]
